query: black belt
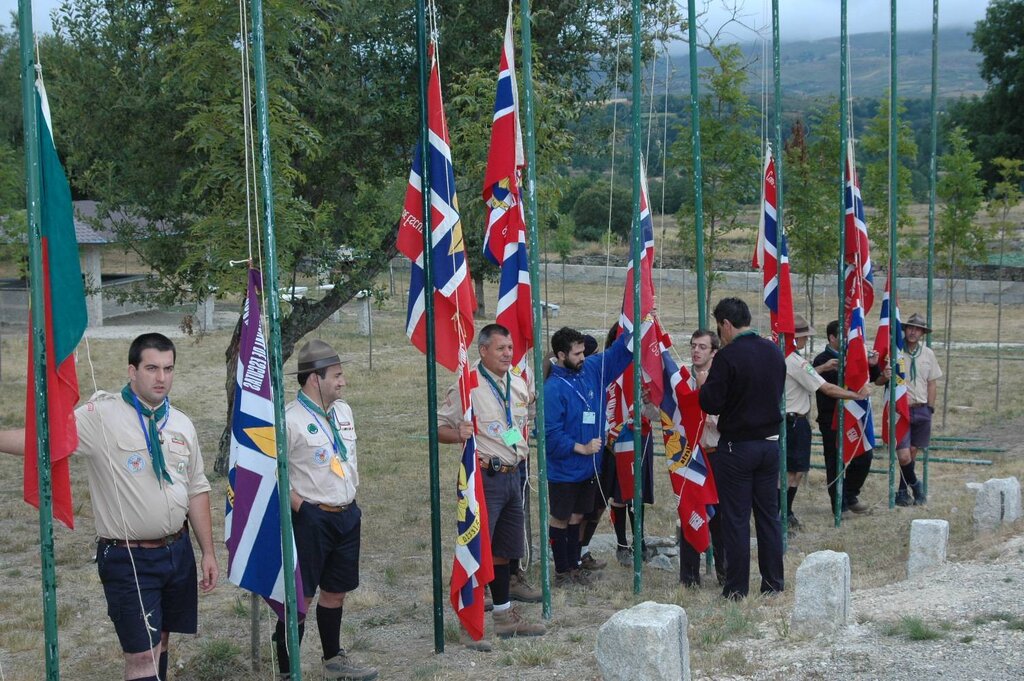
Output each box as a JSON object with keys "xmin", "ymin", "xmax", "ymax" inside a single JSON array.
[
  {"xmin": 317, "ymin": 502, "xmax": 354, "ymax": 512},
  {"xmin": 98, "ymin": 526, "xmax": 186, "ymax": 549},
  {"xmin": 786, "ymin": 413, "xmax": 807, "ymax": 421}
]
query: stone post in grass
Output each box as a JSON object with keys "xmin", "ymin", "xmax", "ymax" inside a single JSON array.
[
  {"xmin": 907, "ymin": 519, "xmax": 949, "ymax": 577},
  {"xmin": 792, "ymin": 550, "xmax": 851, "ymax": 635},
  {"xmin": 596, "ymin": 601, "xmax": 690, "ymax": 681}
]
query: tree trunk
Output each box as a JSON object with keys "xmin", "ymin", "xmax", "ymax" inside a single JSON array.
[
  {"xmin": 474, "ymin": 272, "xmax": 486, "ymax": 319},
  {"xmin": 214, "ymin": 226, "xmax": 399, "ymax": 473}
]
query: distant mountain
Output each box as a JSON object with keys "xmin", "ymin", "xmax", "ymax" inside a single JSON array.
[{"xmin": 666, "ymin": 27, "xmax": 984, "ymax": 100}]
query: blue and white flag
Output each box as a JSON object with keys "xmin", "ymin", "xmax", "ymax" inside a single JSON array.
[{"xmin": 225, "ymin": 269, "xmax": 303, "ymax": 617}]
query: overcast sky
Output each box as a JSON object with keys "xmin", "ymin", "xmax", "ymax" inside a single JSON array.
[{"xmin": 4, "ymin": 0, "xmax": 990, "ymax": 41}]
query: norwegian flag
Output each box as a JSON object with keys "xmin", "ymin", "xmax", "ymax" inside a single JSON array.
[
  {"xmin": 836, "ymin": 277, "xmax": 875, "ymax": 462},
  {"xmin": 754, "ymin": 144, "xmax": 795, "ymax": 348},
  {"xmin": 658, "ymin": 350, "xmax": 717, "ymax": 552},
  {"xmin": 606, "ymin": 159, "xmax": 666, "ymax": 486},
  {"xmin": 448, "ymin": 346, "xmax": 494, "ymax": 641},
  {"xmin": 844, "ymin": 140, "xmax": 875, "ymax": 313},
  {"xmin": 874, "ymin": 269, "xmax": 910, "ymax": 445},
  {"xmin": 482, "ymin": 10, "xmax": 532, "ymax": 375},
  {"xmin": 399, "ymin": 43, "xmax": 477, "ymax": 371}
]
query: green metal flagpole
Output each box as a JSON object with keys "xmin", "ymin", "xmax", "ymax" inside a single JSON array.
[
  {"xmin": 413, "ymin": 0, "xmax": 446, "ymax": 652},
  {"xmin": 249, "ymin": 0, "xmax": 303, "ymax": 676},
  {"xmin": 630, "ymin": 0, "xmax": 644, "ymax": 593},
  {"xmin": 19, "ymin": 2, "xmax": 60, "ymax": 678},
  {"xmin": 771, "ymin": 0, "xmax": 789, "ymax": 549},
  {"xmin": 834, "ymin": 0, "xmax": 849, "ymax": 529},
  {"xmin": 923, "ymin": 0, "xmax": 939, "ymax": 497},
  {"xmin": 887, "ymin": 0, "xmax": 899, "ymax": 509},
  {"xmin": 519, "ymin": 0, "xmax": 552, "ymax": 619},
  {"xmin": 686, "ymin": 0, "xmax": 706, "ymax": 327}
]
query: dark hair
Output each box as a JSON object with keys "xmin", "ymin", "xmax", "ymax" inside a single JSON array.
[
  {"xmin": 691, "ymin": 329, "xmax": 721, "ymax": 351},
  {"xmin": 604, "ymin": 324, "xmax": 619, "ymax": 351},
  {"xmin": 826, "ymin": 320, "xmax": 840, "ymax": 340},
  {"xmin": 298, "ymin": 367, "xmax": 328, "ymax": 387},
  {"xmin": 128, "ymin": 333, "xmax": 176, "ymax": 367},
  {"xmin": 712, "ymin": 297, "xmax": 751, "ymax": 328},
  {"xmin": 550, "ymin": 327, "xmax": 585, "ymax": 356},
  {"xmin": 478, "ymin": 323, "xmax": 511, "ymax": 348},
  {"xmin": 582, "ymin": 334, "xmax": 599, "ymax": 356}
]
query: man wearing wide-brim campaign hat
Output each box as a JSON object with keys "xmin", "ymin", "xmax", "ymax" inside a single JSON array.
[
  {"xmin": 782, "ymin": 314, "xmax": 867, "ymax": 528},
  {"xmin": 893, "ymin": 313, "xmax": 942, "ymax": 507},
  {"xmin": 273, "ymin": 339, "xmax": 378, "ymax": 681}
]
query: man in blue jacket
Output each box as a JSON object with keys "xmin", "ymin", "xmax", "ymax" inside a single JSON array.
[{"xmin": 544, "ymin": 326, "xmax": 632, "ymax": 586}]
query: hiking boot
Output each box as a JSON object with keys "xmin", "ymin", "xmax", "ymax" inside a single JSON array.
[
  {"xmin": 911, "ymin": 481, "xmax": 926, "ymax": 505},
  {"xmin": 848, "ymin": 499, "xmax": 871, "ymax": 514},
  {"xmin": 579, "ymin": 552, "xmax": 607, "ymax": 570},
  {"xmin": 492, "ymin": 605, "xmax": 546, "ymax": 638},
  {"xmin": 459, "ymin": 629, "xmax": 493, "ymax": 652},
  {"xmin": 554, "ymin": 570, "xmax": 574, "ymax": 587},
  {"xmin": 640, "ymin": 543, "xmax": 654, "ymax": 562},
  {"xmin": 508, "ymin": 571, "xmax": 542, "ymax": 603},
  {"xmin": 616, "ymin": 545, "xmax": 632, "ymax": 567},
  {"xmin": 322, "ymin": 650, "xmax": 378, "ymax": 681},
  {"xmin": 571, "ymin": 568, "xmax": 594, "ymax": 586},
  {"xmin": 895, "ymin": 489, "xmax": 913, "ymax": 507}
]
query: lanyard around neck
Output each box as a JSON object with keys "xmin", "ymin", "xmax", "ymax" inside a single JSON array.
[{"xmin": 479, "ymin": 367, "xmax": 513, "ymax": 427}]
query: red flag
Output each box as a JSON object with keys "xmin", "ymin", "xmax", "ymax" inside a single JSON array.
[
  {"xmin": 448, "ymin": 350, "xmax": 493, "ymax": 640},
  {"xmin": 24, "ymin": 77, "xmax": 87, "ymax": 530},
  {"xmin": 399, "ymin": 44, "xmax": 477, "ymax": 371},
  {"xmin": 755, "ymin": 145, "xmax": 794, "ymax": 348}
]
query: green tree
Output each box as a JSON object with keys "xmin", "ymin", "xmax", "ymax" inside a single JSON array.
[
  {"xmin": 986, "ymin": 157, "xmax": 1023, "ymax": 412},
  {"xmin": 935, "ymin": 126, "xmax": 986, "ymax": 428},
  {"xmin": 784, "ymin": 101, "xmax": 841, "ymax": 326},
  {"xmin": 948, "ymin": 0, "xmax": 1024, "ymax": 185},
  {"xmin": 571, "ymin": 181, "xmax": 632, "ymax": 242},
  {"xmin": 670, "ymin": 42, "xmax": 759, "ymax": 313},
  {"xmin": 860, "ymin": 93, "xmax": 919, "ymax": 258}
]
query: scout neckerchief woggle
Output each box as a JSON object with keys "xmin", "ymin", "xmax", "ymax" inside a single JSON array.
[
  {"xmin": 121, "ymin": 384, "xmax": 173, "ymax": 486},
  {"xmin": 297, "ymin": 390, "xmax": 349, "ymax": 478}
]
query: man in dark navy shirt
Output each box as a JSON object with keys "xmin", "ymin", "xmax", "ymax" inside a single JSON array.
[{"xmin": 699, "ymin": 298, "xmax": 786, "ymax": 599}]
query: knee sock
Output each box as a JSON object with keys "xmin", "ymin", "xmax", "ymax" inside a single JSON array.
[
  {"xmin": 549, "ymin": 526, "xmax": 570, "ymax": 573},
  {"xmin": 787, "ymin": 486, "xmax": 798, "ymax": 515},
  {"xmin": 509, "ymin": 558, "xmax": 520, "ymax": 574},
  {"xmin": 566, "ymin": 522, "xmax": 582, "ymax": 569},
  {"xmin": 158, "ymin": 650, "xmax": 168, "ymax": 680},
  {"xmin": 274, "ymin": 619, "xmax": 306, "ymax": 674},
  {"xmin": 490, "ymin": 563, "xmax": 511, "ymax": 607},
  {"xmin": 900, "ymin": 461, "xmax": 917, "ymax": 488},
  {"xmin": 581, "ymin": 519, "xmax": 599, "ymax": 553},
  {"xmin": 612, "ymin": 507, "xmax": 628, "ymax": 547},
  {"xmin": 317, "ymin": 604, "xmax": 343, "ymax": 661}
]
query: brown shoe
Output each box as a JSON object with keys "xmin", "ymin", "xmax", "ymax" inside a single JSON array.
[
  {"xmin": 570, "ymin": 568, "xmax": 594, "ymax": 586},
  {"xmin": 322, "ymin": 651, "xmax": 378, "ymax": 680},
  {"xmin": 579, "ymin": 552, "xmax": 607, "ymax": 570},
  {"xmin": 492, "ymin": 605, "xmax": 546, "ymax": 638},
  {"xmin": 459, "ymin": 629, "xmax": 493, "ymax": 652},
  {"xmin": 848, "ymin": 500, "xmax": 871, "ymax": 514},
  {"xmin": 508, "ymin": 571, "xmax": 542, "ymax": 603}
]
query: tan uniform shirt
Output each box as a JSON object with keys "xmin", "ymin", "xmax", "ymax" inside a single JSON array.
[
  {"xmin": 438, "ymin": 363, "xmax": 532, "ymax": 467},
  {"xmin": 904, "ymin": 344, "xmax": 942, "ymax": 405},
  {"xmin": 286, "ymin": 397, "xmax": 360, "ymax": 506},
  {"xmin": 74, "ymin": 391, "xmax": 210, "ymax": 540},
  {"xmin": 785, "ymin": 352, "xmax": 825, "ymax": 416}
]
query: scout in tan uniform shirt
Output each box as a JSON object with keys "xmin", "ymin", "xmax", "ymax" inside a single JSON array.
[
  {"xmin": 273, "ymin": 339, "xmax": 377, "ymax": 681},
  {"xmin": 783, "ymin": 316, "xmax": 866, "ymax": 527},
  {"xmin": 894, "ymin": 313, "xmax": 943, "ymax": 507},
  {"xmin": 438, "ymin": 323, "xmax": 545, "ymax": 644},
  {"xmin": 0, "ymin": 332, "xmax": 218, "ymax": 681}
]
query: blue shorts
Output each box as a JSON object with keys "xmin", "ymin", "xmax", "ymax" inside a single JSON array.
[
  {"xmin": 898, "ymin": 405, "xmax": 933, "ymax": 450},
  {"xmin": 785, "ymin": 415, "xmax": 812, "ymax": 473},
  {"xmin": 95, "ymin": 533, "xmax": 198, "ymax": 654},
  {"xmin": 292, "ymin": 501, "xmax": 362, "ymax": 598}
]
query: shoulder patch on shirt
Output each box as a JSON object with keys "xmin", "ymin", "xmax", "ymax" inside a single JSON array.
[
  {"xmin": 125, "ymin": 453, "xmax": 146, "ymax": 474},
  {"xmin": 313, "ymin": 447, "xmax": 330, "ymax": 466},
  {"xmin": 307, "ymin": 423, "xmax": 319, "ymax": 434},
  {"xmin": 86, "ymin": 402, "xmax": 95, "ymax": 412},
  {"xmin": 804, "ymin": 363, "xmax": 818, "ymax": 377}
]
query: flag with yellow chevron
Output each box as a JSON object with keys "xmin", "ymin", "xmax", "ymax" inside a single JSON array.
[{"xmin": 225, "ymin": 268, "xmax": 304, "ymax": 617}]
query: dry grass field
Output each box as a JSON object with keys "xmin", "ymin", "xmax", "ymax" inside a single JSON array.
[{"xmin": 0, "ymin": 273, "xmax": 1022, "ymax": 680}]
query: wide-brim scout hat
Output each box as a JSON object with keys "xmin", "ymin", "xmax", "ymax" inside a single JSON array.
[
  {"xmin": 290, "ymin": 339, "xmax": 344, "ymax": 374},
  {"xmin": 793, "ymin": 314, "xmax": 815, "ymax": 338},
  {"xmin": 902, "ymin": 313, "xmax": 932, "ymax": 334}
]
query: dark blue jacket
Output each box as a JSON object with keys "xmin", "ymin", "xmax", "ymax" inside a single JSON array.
[{"xmin": 544, "ymin": 333, "xmax": 632, "ymax": 483}]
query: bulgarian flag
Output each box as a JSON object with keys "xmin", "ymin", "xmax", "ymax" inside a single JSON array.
[{"xmin": 23, "ymin": 76, "xmax": 88, "ymax": 530}]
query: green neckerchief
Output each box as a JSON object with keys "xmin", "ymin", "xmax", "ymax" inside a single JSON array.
[
  {"xmin": 121, "ymin": 384, "xmax": 173, "ymax": 486},
  {"xmin": 734, "ymin": 329, "xmax": 760, "ymax": 340},
  {"xmin": 907, "ymin": 344, "xmax": 921, "ymax": 383},
  {"xmin": 297, "ymin": 390, "xmax": 348, "ymax": 461}
]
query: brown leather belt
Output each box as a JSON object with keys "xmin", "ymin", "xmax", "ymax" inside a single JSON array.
[
  {"xmin": 98, "ymin": 526, "xmax": 186, "ymax": 549},
  {"xmin": 481, "ymin": 460, "xmax": 518, "ymax": 474},
  {"xmin": 317, "ymin": 502, "xmax": 353, "ymax": 512}
]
